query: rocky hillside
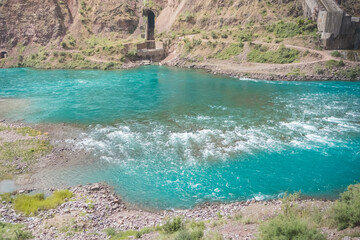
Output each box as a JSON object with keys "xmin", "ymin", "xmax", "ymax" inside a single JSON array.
[{"xmin": 0, "ymin": 0, "xmax": 359, "ymax": 72}]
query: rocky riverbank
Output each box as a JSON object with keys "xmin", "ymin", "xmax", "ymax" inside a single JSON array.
[
  {"xmin": 2, "ymin": 183, "xmax": 360, "ymax": 240},
  {"xmin": 163, "ymin": 57, "xmax": 360, "ymax": 82}
]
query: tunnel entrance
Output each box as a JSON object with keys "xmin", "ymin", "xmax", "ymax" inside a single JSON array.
[
  {"xmin": 146, "ymin": 10, "xmax": 155, "ymax": 41},
  {"xmin": 0, "ymin": 51, "xmax": 7, "ymax": 59}
]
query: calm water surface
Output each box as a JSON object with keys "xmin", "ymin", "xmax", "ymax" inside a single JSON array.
[{"xmin": 0, "ymin": 66, "xmax": 359, "ymax": 209}]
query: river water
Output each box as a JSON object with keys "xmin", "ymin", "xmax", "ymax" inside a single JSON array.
[{"xmin": 0, "ymin": 66, "xmax": 359, "ymax": 209}]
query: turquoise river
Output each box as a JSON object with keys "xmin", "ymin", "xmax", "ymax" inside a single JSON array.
[{"xmin": 0, "ymin": 66, "xmax": 360, "ymax": 209}]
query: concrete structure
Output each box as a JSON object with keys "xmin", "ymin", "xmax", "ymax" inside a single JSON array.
[
  {"xmin": 303, "ymin": 0, "xmax": 360, "ymax": 49},
  {"xmin": 136, "ymin": 8, "xmax": 165, "ymax": 61},
  {"xmin": 0, "ymin": 50, "xmax": 7, "ymax": 59}
]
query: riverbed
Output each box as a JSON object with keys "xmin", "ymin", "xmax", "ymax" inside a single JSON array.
[{"xmin": 0, "ymin": 66, "xmax": 359, "ymax": 210}]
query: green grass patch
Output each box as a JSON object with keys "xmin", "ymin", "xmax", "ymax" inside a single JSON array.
[
  {"xmin": 213, "ymin": 43, "xmax": 243, "ymax": 60},
  {"xmin": 0, "ymin": 193, "xmax": 13, "ymax": 203},
  {"xmin": 247, "ymin": 44, "xmax": 299, "ymax": 64},
  {"xmin": 105, "ymin": 227, "xmax": 155, "ymax": 240},
  {"xmin": 329, "ymin": 183, "xmax": 360, "ymax": 230},
  {"xmin": 0, "ymin": 139, "xmax": 52, "ymax": 163},
  {"xmin": 13, "ymin": 190, "xmax": 73, "ymax": 216},
  {"xmin": 15, "ymin": 127, "xmax": 42, "ymax": 137},
  {"xmin": 0, "ymin": 222, "xmax": 33, "ymax": 240},
  {"xmin": 266, "ymin": 17, "xmax": 317, "ymax": 38},
  {"xmin": 0, "ymin": 125, "xmax": 11, "ymax": 131}
]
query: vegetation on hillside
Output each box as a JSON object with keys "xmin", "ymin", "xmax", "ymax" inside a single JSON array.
[
  {"xmin": 266, "ymin": 18, "xmax": 317, "ymax": 39},
  {"xmin": 330, "ymin": 184, "xmax": 360, "ymax": 230},
  {"xmin": 247, "ymin": 44, "xmax": 300, "ymax": 64}
]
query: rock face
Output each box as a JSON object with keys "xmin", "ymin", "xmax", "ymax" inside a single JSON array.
[
  {"xmin": 0, "ymin": 0, "xmax": 66, "ymax": 48},
  {"xmin": 0, "ymin": 0, "xmax": 141, "ymax": 50},
  {"xmin": 1, "ymin": 0, "xmax": 360, "ymax": 52}
]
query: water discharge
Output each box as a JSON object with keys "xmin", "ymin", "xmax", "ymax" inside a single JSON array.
[{"xmin": 0, "ymin": 66, "xmax": 359, "ymax": 209}]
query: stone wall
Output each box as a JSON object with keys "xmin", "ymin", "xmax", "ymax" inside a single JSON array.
[{"xmin": 302, "ymin": 0, "xmax": 360, "ymax": 49}]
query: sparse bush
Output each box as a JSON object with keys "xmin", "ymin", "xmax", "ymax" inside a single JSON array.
[
  {"xmin": 180, "ymin": 11, "xmax": 196, "ymax": 24},
  {"xmin": 68, "ymin": 35, "xmax": 76, "ymax": 47},
  {"xmin": 329, "ymin": 183, "xmax": 360, "ymax": 230},
  {"xmin": 13, "ymin": 190, "xmax": 73, "ymax": 216},
  {"xmin": 259, "ymin": 215, "xmax": 326, "ymax": 240},
  {"xmin": 162, "ymin": 217, "xmax": 184, "ymax": 234}
]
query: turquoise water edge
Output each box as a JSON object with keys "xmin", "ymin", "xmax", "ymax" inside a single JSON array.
[{"xmin": 0, "ymin": 66, "xmax": 359, "ymax": 209}]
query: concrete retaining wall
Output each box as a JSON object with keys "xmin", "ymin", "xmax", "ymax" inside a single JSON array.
[{"xmin": 302, "ymin": 0, "xmax": 360, "ymax": 49}]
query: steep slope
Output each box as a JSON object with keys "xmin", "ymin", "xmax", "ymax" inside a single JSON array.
[{"xmin": 0, "ymin": 0, "xmax": 67, "ymax": 48}]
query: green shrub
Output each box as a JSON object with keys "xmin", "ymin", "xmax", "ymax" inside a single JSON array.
[
  {"xmin": 236, "ymin": 30, "xmax": 253, "ymax": 42},
  {"xmin": 221, "ymin": 33, "xmax": 228, "ymax": 39},
  {"xmin": 211, "ymin": 31, "xmax": 218, "ymax": 39},
  {"xmin": 68, "ymin": 35, "xmax": 76, "ymax": 47},
  {"xmin": 330, "ymin": 183, "xmax": 360, "ymax": 230},
  {"xmin": 247, "ymin": 44, "xmax": 299, "ymax": 64},
  {"xmin": 325, "ymin": 60, "xmax": 345, "ymax": 69},
  {"xmin": 337, "ymin": 67, "xmax": 360, "ymax": 79},
  {"xmin": 266, "ymin": 18, "xmax": 317, "ymax": 38},
  {"xmin": 259, "ymin": 215, "xmax": 326, "ymax": 240},
  {"xmin": 0, "ymin": 139, "xmax": 52, "ymax": 163},
  {"xmin": 13, "ymin": 190, "xmax": 73, "ymax": 216},
  {"xmin": 162, "ymin": 217, "xmax": 184, "ymax": 234},
  {"xmin": 331, "ymin": 51, "xmax": 341, "ymax": 57},
  {"xmin": 61, "ymin": 42, "xmax": 67, "ymax": 49}
]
